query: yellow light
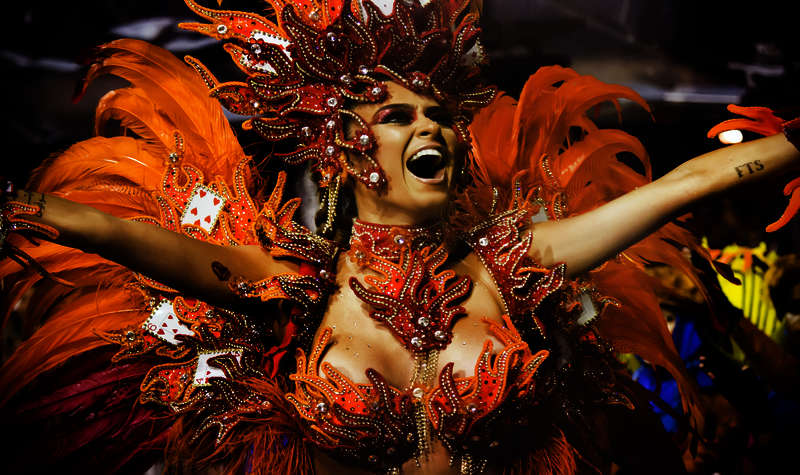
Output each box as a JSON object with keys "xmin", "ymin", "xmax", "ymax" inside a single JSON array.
[{"xmin": 719, "ymin": 129, "xmax": 743, "ymax": 144}]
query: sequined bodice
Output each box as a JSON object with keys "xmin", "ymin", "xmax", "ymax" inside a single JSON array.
[{"xmin": 283, "ymin": 218, "xmax": 564, "ymax": 472}]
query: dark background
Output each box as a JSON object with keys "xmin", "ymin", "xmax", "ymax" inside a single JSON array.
[{"xmin": 2, "ymin": 0, "xmax": 799, "ymax": 250}]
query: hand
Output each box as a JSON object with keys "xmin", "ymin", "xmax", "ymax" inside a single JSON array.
[{"xmin": 708, "ymin": 105, "xmax": 800, "ymax": 232}]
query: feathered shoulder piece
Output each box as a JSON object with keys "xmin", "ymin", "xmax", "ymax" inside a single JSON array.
[
  {"xmin": 463, "ymin": 65, "xmax": 713, "ymax": 437},
  {"xmin": 0, "ymin": 38, "xmax": 331, "ymax": 473}
]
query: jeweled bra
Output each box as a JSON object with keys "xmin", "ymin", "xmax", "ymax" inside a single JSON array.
[{"xmin": 284, "ymin": 218, "xmax": 559, "ymax": 473}]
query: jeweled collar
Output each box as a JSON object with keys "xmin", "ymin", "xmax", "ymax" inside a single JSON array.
[{"xmin": 349, "ymin": 219, "xmax": 444, "ymax": 260}]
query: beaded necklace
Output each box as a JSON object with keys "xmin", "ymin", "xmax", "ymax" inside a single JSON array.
[{"xmin": 348, "ymin": 219, "xmax": 444, "ymax": 260}]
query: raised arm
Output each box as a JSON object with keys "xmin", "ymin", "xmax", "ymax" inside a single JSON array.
[
  {"xmin": 4, "ymin": 190, "xmax": 297, "ymax": 305},
  {"xmin": 529, "ymin": 133, "xmax": 800, "ymax": 276}
]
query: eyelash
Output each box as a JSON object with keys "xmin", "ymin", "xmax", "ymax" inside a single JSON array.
[
  {"xmin": 375, "ymin": 109, "xmax": 453, "ymax": 126},
  {"xmin": 377, "ymin": 110, "xmax": 413, "ymax": 124}
]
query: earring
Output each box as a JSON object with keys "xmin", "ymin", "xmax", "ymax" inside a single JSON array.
[{"xmin": 319, "ymin": 174, "xmax": 341, "ymax": 237}]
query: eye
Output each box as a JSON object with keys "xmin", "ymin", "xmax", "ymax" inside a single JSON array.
[
  {"xmin": 426, "ymin": 108, "xmax": 454, "ymax": 127},
  {"xmin": 376, "ymin": 108, "xmax": 414, "ymax": 125}
]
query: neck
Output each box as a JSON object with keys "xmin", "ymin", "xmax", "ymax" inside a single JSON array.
[{"xmin": 349, "ymin": 219, "xmax": 443, "ymax": 260}]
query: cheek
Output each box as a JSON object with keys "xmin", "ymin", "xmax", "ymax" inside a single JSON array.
[
  {"xmin": 372, "ymin": 129, "xmax": 408, "ymax": 171},
  {"xmin": 443, "ymin": 129, "xmax": 459, "ymax": 154}
]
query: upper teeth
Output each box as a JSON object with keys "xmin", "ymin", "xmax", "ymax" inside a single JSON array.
[{"xmin": 410, "ymin": 149, "xmax": 442, "ymax": 161}]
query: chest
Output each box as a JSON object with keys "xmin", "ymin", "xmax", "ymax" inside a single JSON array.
[{"xmin": 315, "ymin": 252, "xmax": 506, "ymax": 389}]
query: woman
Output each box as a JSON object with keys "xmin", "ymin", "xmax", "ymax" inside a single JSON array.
[{"xmin": 1, "ymin": 0, "xmax": 799, "ymax": 473}]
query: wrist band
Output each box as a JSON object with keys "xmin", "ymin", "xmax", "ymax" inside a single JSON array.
[{"xmin": 1, "ymin": 199, "xmax": 59, "ymax": 241}]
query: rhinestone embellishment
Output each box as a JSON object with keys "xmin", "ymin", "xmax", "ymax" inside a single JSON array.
[{"xmin": 368, "ymin": 171, "xmax": 380, "ymax": 183}]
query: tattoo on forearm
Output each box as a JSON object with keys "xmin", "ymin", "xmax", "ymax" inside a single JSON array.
[
  {"xmin": 734, "ymin": 160, "xmax": 765, "ymax": 178},
  {"xmin": 211, "ymin": 260, "xmax": 232, "ymax": 281}
]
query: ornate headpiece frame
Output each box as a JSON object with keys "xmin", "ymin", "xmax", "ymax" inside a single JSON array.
[{"xmin": 180, "ymin": 0, "xmax": 495, "ymax": 196}]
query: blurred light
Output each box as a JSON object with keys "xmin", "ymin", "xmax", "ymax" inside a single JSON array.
[
  {"xmin": 719, "ymin": 129, "xmax": 743, "ymax": 144},
  {"xmin": 111, "ymin": 17, "xmax": 174, "ymax": 41}
]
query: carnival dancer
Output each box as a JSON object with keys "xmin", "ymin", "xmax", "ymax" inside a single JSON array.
[{"xmin": 1, "ymin": 1, "xmax": 799, "ymax": 473}]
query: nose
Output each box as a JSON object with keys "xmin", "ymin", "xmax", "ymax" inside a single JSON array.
[{"xmin": 416, "ymin": 114, "xmax": 441, "ymax": 138}]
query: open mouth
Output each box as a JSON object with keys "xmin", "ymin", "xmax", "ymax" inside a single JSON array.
[{"xmin": 406, "ymin": 148, "xmax": 447, "ymax": 182}]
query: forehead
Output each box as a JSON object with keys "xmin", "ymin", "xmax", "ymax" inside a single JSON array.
[{"xmin": 354, "ymin": 81, "xmax": 441, "ymax": 114}]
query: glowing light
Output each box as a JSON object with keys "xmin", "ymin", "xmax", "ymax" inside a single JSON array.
[{"xmin": 719, "ymin": 129, "xmax": 743, "ymax": 144}]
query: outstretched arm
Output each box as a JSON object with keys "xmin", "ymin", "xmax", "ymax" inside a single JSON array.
[
  {"xmin": 4, "ymin": 190, "xmax": 296, "ymax": 304},
  {"xmin": 529, "ymin": 133, "xmax": 800, "ymax": 276}
]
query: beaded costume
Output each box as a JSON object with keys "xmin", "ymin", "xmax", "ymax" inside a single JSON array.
[{"xmin": 3, "ymin": 1, "xmax": 799, "ymax": 474}]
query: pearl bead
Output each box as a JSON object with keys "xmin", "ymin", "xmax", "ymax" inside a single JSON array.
[
  {"xmin": 412, "ymin": 387, "xmax": 424, "ymax": 398},
  {"xmin": 216, "ymin": 24, "xmax": 228, "ymax": 35},
  {"xmin": 359, "ymin": 134, "xmax": 370, "ymax": 146}
]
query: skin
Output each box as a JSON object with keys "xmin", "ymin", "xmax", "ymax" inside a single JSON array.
[
  {"xmin": 5, "ymin": 81, "xmax": 800, "ymax": 473},
  {"xmin": 349, "ymin": 81, "xmax": 459, "ymax": 225}
]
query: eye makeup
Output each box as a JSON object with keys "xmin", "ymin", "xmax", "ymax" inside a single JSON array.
[{"xmin": 372, "ymin": 104, "xmax": 416, "ymax": 124}]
